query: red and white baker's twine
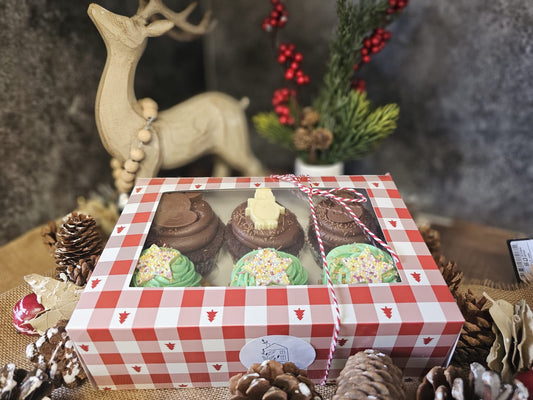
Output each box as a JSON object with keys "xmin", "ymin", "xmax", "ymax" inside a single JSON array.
[{"xmin": 271, "ymin": 174, "xmax": 399, "ymax": 384}]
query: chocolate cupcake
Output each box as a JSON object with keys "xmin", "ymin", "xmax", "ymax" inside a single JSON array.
[
  {"xmin": 146, "ymin": 192, "xmax": 224, "ymax": 276},
  {"xmin": 230, "ymin": 248, "xmax": 308, "ymax": 287},
  {"xmin": 308, "ymin": 190, "xmax": 378, "ymax": 262},
  {"xmin": 225, "ymin": 188, "xmax": 305, "ymax": 261}
]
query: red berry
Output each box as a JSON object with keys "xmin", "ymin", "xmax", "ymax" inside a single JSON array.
[
  {"xmin": 284, "ymin": 69, "xmax": 295, "ymax": 80},
  {"xmin": 279, "ymin": 115, "xmax": 288, "ymax": 124},
  {"xmin": 383, "ymin": 31, "xmax": 392, "ymax": 40},
  {"xmin": 281, "ymin": 88, "xmax": 289, "ymax": 96},
  {"xmin": 386, "ymin": 8, "xmax": 394, "ymax": 14},
  {"xmin": 377, "ymin": 28, "xmax": 385, "ymax": 35},
  {"xmin": 270, "ymin": 18, "xmax": 278, "ymax": 27},
  {"xmin": 275, "ymin": 3, "xmax": 285, "ymax": 12},
  {"xmin": 284, "ymin": 49, "xmax": 293, "ymax": 57},
  {"xmin": 279, "ymin": 43, "xmax": 287, "ymax": 52},
  {"xmin": 270, "ymin": 10, "xmax": 280, "ymax": 19},
  {"xmin": 277, "ymin": 54, "xmax": 287, "ymax": 64},
  {"xmin": 288, "ymin": 43, "xmax": 295, "ymax": 51},
  {"xmin": 287, "ymin": 117, "xmax": 295, "ymax": 125},
  {"xmin": 371, "ymin": 37, "xmax": 381, "ymax": 46},
  {"xmin": 389, "ymin": 0, "xmax": 397, "ymax": 5},
  {"xmin": 294, "ymin": 52, "xmax": 303, "ymax": 62},
  {"xmin": 353, "ymin": 63, "xmax": 359, "ymax": 71},
  {"xmin": 296, "ymin": 76, "xmax": 305, "ymax": 85},
  {"xmin": 278, "ymin": 17, "xmax": 287, "ymax": 27},
  {"xmin": 290, "ymin": 62, "xmax": 299, "ymax": 70},
  {"xmin": 371, "ymin": 46, "xmax": 380, "ymax": 54},
  {"xmin": 364, "ymin": 39, "xmax": 372, "ymax": 48},
  {"xmin": 362, "ymin": 55, "xmax": 371, "ymax": 63},
  {"xmin": 361, "ymin": 48, "xmax": 369, "ymax": 56},
  {"xmin": 271, "ymin": 0, "xmax": 280, "ymax": 4},
  {"xmin": 398, "ymin": 1, "xmax": 406, "ymax": 8}
]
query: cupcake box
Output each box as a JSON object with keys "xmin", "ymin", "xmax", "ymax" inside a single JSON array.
[{"xmin": 66, "ymin": 175, "xmax": 464, "ymax": 390}]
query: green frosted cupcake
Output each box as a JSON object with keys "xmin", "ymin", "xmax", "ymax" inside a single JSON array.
[
  {"xmin": 230, "ymin": 248, "xmax": 308, "ymax": 286},
  {"xmin": 323, "ymin": 243, "xmax": 399, "ymax": 284},
  {"xmin": 132, "ymin": 244, "xmax": 202, "ymax": 287}
]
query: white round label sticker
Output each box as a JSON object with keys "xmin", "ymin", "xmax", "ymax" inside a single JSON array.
[{"xmin": 239, "ymin": 335, "xmax": 316, "ymax": 369}]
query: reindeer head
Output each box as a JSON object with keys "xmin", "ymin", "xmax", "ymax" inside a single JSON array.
[{"xmin": 87, "ymin": 1, "xmax": 214, "ymax": 50}]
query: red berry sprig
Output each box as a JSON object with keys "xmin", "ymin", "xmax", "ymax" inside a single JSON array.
[
  {"xmin": 353, "ymin": 28, "xmax": 392, "ymax": 70},
  {"xmin": 272, "ymin": 87, "xmax": 296, "ymax": 125},
  {"xmin": 262, "ymin": 0, "xmax": 289, "ymax": 32},
  {"xmin": 278, "ymin": 43, "xmax": 310, "ymax": 86},
  {"xmin": 350, "ymin": 79, "xmax": 366, "ymax": 93},
  {"xmin": 386, "ymin": 0, "xmax": 409, "ymax": 15}
]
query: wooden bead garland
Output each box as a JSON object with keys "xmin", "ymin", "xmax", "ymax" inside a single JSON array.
[{"xmin": 113, "ymin": 98, "xmax": 158, "ymax": 194}]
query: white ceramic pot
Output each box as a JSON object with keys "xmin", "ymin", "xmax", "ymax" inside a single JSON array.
[{"xmin": 294, "ymin": 158, "xmax": 344, "ymax": 176}]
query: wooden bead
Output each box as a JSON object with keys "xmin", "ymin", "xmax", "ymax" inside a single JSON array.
[
  {"xmin": 137, "ymin": 129, "xmax": 152, "ymax": 144},
  {"xmin": 120, "ymin": 169, "xmax": 136, "ymax": 183},
  {"xmin": 110, "ymin": 157, "xmax": 122, "ymax": 170},
  {"xmin": 138, "ymin": 98, "xmax": 158, "ymax": 120},
  {"xmin": 130, "ymin": 148, "xmax": 144, "ymax": 162},
  {"xmin": 124, "ymin": 159, "xmax": 140, "ymax": 173},
  {"xmin": 112, "ymin": 168, "xmax": 122, "ymax": 180}
]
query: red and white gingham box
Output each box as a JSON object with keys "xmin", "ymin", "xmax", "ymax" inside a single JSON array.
[{"xmin": 67, "ymin": 175, "xmax": 464, "ymax": 390}]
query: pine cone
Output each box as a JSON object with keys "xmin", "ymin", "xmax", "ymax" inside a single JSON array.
[
  {"xmin": 60, "ymin": 254, "xmax": 100, "ymax": 287},
  {"xmin": 229, "ymin": 360, "xmax": 322, "ymax": 400},
  {"xmin": 416, "ymin": 363, "xmax": 529, "ymax": 400},
  {"xmin": 418, "ymin": 224, "xmax": 442, "ymax": 261},
  {"xmin": 0, "ymin": 363, "xmax": 54, "ymax": 399},
  {"xmin": 40, "ymin": 220, "xmax": 58, "ymax": 255},
  {"xmin": 54, "ymin": 212, "xmax": 104, "ymax": 285},
  {"xmin": 294, "ymin": 127, "xmax": 313, "ymax": 151},
  {"xmin": 436, "ymin": 256, "xmax": 463, "ymax": 299},
  {"xmin": 26, "ymin": 320, "xmax": 87, "ymax": 389},
  {"xmin": 452, "ymin": 290, "xmax": 495, "ymax": 369},
  {"xmin": 333, "ymin": 349, "xmax": 406, "ymax": 400},
  {"xmin": 300, "ymin": 107, "xmax": 320, "ymax": 127},
  {"xmin": 311, "ymin": 128, "xmax": 333, "ymax": 151}
]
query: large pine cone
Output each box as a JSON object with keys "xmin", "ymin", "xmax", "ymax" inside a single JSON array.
[
  {"xmin": 26, "ymin": 320, "xmax": 87, "ymax": 389},
  {"xmin": 452, "ymin": 290, "xmax": 495, "ymax": 368},
  {"xmin": 333, "ymin": 349, "xmax": 406, "ymax": 400},
  {"xmin": 0, "ymin": 363, "xmax": 54, "ymax": 399},
  {"xmin": 40, "ymin": 220, "xmax": 58, "ymax": 255},
  {"xmin": 416, "ymin": 363, "xmax": 529, "ymax": 400},
  {"xmin": 229, "ymin": 360, "xmax": 322, "ymax": 400},
  {"xmin": 54, "ymin": 212, "xmax": 104, "ymax": 286},
  {"xmin": 436, "ymin": 256, "xmax": 463, "ymax": 300}
]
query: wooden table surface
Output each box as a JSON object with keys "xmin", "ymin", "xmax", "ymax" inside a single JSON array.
[{"xmin": 0, "ymin": 215, "xmax": 524, "ymax": 294}]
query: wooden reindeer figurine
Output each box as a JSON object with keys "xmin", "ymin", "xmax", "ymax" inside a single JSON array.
[{"xmin": 88, "ymin": 1, "xmax": 266, "ymax": 193}]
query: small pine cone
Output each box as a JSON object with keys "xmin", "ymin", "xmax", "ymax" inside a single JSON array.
[
  {"xmin": 60, "ymin": 254, "xmax": 99, "ymax": 287},
  {"xmin": 311, "ymin": 128, "xmax": 333, "ymax": 151},
  {"xmin": 417, "ymin": 363, "xmax": 529, "ymax": 400},
  {"xmin": 26, "ymin": 320, "xmax": 86, "ymax": 389},
  {"xmin": 418, "ymin": 224, "xmax": 441, "ymax": 261},
  {"xmin": 452, "ymin": 290, "xmax": 494, "ymax": 369},
  {"xmin": 333, "ymin": 349, "xmax": 406, "ymax": 400},
  {"xmin": 436, "ymin": 256, "xmax": 463, "ymax": 299},
  {"xmin": 228, "ymin": 360, "xmax": 322, "ymax": 400},
  {"xmin": 300, "ymin": 107, "xmax": 320, "ymax": 127},
  {"xmin": 294, "ymin": 127, "xmax": 313, "ymax": 151},
  {"xmin": 41, "ymin": 220, "xmax": 58, "ymax": 255},
  {"xmin": 0, "ymin": 363, "xmax": 54, "ymax": 400},
  {"xmin": 54, "ymin": 212, "xmax": 104, "ymax": 282}
]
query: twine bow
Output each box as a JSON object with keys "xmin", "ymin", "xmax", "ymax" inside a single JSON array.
[{"xmin": 271, "ymin": 174, "xmax": 399, "ymax": 384}]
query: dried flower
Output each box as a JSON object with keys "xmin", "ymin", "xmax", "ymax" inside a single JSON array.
[{"xmin": 293, "ymin": 127, "xmax": 313, "ymax": 150}]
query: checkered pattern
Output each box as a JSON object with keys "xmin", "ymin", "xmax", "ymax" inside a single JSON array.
[{"xmin": 67, "ymin": 175, "xmax": 464, "ymax": 390}]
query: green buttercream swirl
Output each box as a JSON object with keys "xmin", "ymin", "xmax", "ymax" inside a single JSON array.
[
  {"xmin": 231, "ymin": 248, "xmax": 308, "ymax": 286},
  {"xmin": 322, "ymin": 243, "xmax": 399, "ymax": 285},
  {"xmin": 131, "ymin": 245, "xmax": 201, "ymax": 287}
]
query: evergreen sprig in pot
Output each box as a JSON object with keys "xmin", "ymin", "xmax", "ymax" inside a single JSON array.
[{"xmin": 253, "ymin": 0, "xmax": 407, "ymax": 175}]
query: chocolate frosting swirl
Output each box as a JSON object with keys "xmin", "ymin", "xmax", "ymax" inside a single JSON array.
[
  {"xmin": 229, "ymin": 202, "xmax": 302, "ymax": 250},
  {"xmin": 149, "ymin": 192, "xmax": 220, "ymax": 253}
]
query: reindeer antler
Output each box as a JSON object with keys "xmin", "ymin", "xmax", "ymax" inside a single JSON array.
[{"xmin": 137, "ymin": 0, "xmax": 216, "ymax": 41}]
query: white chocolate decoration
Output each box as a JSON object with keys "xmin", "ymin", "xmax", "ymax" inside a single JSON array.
[{"xmin": 245, "ymin": 188, "xmax": 285, "ymax": 230}]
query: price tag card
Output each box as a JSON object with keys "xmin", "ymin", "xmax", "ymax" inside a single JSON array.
[{"xmin": 507, "ymin": 238, "xmax": 533, "ymax": 282}]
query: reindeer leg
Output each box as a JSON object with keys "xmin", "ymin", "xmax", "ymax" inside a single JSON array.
[{"xmin": 212, "ymin": 156, "xmax": 231, "ymax": 177}]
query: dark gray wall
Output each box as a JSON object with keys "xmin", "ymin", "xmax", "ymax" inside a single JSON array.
[{"xmin": 1, "ymin": 0, "xmax": 531, "ymax": 245}]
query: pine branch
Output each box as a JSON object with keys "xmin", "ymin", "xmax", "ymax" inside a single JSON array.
[{"xmin": 253, "ymin": 112, "xmax": 295, "ymax": 150}]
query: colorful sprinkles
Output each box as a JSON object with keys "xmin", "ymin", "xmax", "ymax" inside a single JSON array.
[
  {"xmin": 240, "ymin": 248, "xmax": 292, "ymax": 286},
  {"xmin": 135, "ymin": 244, "xmax": 180, "ymax": 286}
]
